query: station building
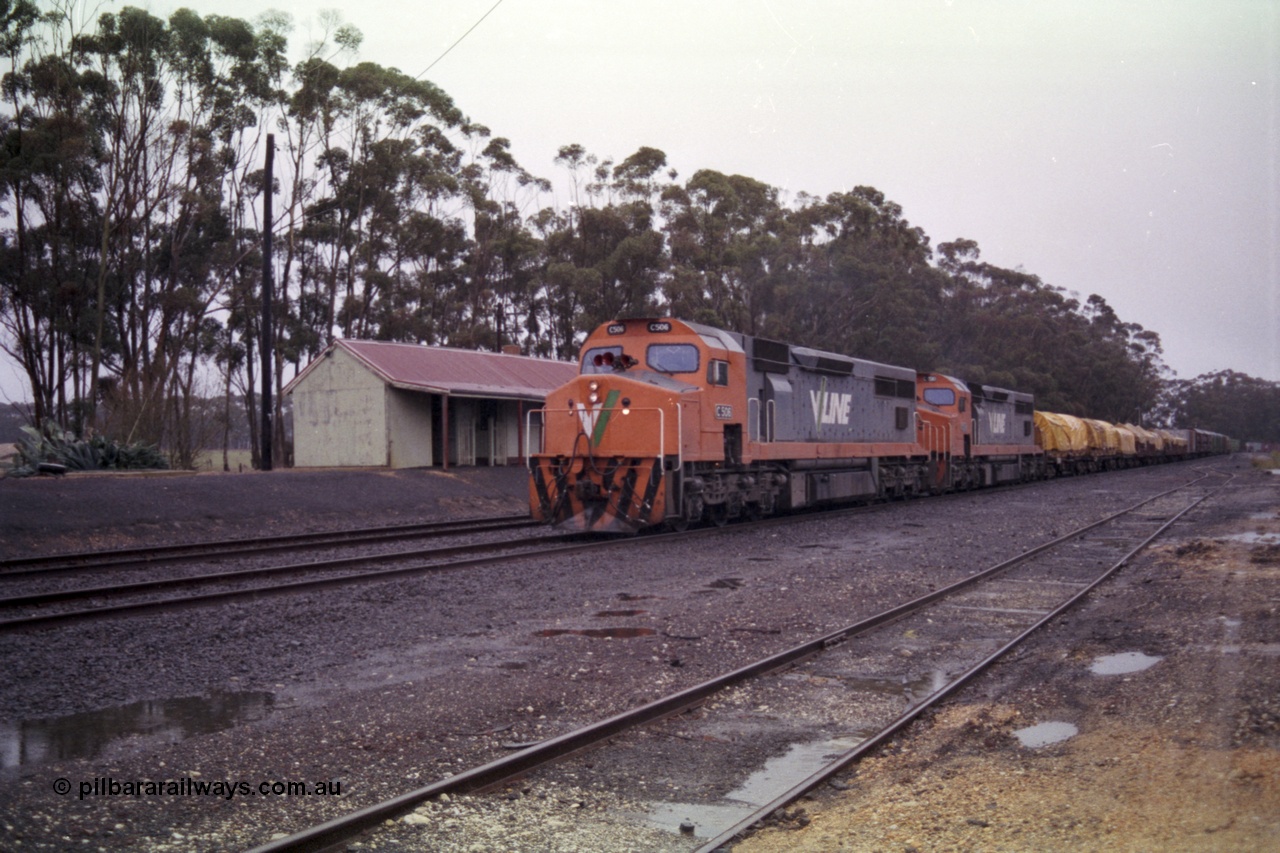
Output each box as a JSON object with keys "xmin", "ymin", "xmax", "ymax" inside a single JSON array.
[{"xmin": 285, "ymin": 340, "xmax": 578, "ymax": 469}]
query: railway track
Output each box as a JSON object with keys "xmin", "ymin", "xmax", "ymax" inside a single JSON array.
[
  {"xmin": 240, "ymin": 470, "xmax": 1231, "ymax": 852},
  {"xmin": 0, "ymin": 482, "xmax": 1037, "ymax": 633},
  {"xmin": 0, "ymin": 513, "xmax": 537, "ymax": 578},
  {"xmin": 0, "ymin": 519, "xmax": 586, "ymax": 632}
]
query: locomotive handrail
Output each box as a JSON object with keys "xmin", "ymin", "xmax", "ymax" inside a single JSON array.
[
  {"xmin": 524, "ymin": 406, "xmax": 668, "ymax": 467},
  {"xmin": 524, "ymin": 408, "xmax": 546, "ymax": 467},
  {"xmin": 746, "ymin": 396, "xmax": 776, "ymax": 443}
]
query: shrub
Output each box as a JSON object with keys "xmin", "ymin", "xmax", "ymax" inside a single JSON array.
[{"xmin": 2, "ymin": 423, "xmax": 170, "ymax": 478}]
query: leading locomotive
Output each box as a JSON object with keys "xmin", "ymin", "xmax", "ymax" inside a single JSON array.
[{"xmin": 526, "ymin": 317, "xmax": 1045, "ymax": 532}]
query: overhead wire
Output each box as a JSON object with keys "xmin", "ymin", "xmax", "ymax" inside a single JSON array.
[{"xmin": 416, "ymin": 0, "xmax": 507, "ymax": 80}]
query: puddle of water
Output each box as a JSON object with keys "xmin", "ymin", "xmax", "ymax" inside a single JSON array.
[
  {"xmin": 534, "ymin": 627, "xmax": 656, "ymax": 639},
  {"xmin": 1219, "ymin": 532, "xmax": 1280, "ymax": 545},
  {"xmin": 616, "ymin": 593, "xmax": 657, "ymax": 602},
  {"xmin": 642, "ymin": 736, "xmax": 864, "ymax": 837},
  {"xmin": 1014, "ymin": 721, "xmax": 1078, "ymax": 748},
  {"xmin": 0, "ymin": 690, "xmax": 274, "ymax": 769},
  {"xmin": 1210, "ymin": 643, "xmax": 1280, "ymax": 656},
  {"xmin": 707, "ymin": 578, "xmax": 745, "ymax": 590},
  {"xmin": 593, "ymin": 609, "xmax": 648, "ymax": 618},
  {"xmin": 1089, "ymin": 651, "xmax": 1163, "ymax": 675}
]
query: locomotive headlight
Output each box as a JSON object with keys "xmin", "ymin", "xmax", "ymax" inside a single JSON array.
[
  {"xmin": 588, "ymin": 381, "xmax": 599, "ymax": 392},
  {"xmin": 589, "ymin": 392, "xmax": 599, "ymax": 404},
  {"xmin": 622, "ymin": 397, "xmax": 631, "ymax": 415}
]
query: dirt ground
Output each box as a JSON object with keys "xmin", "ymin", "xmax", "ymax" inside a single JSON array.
[
  {"xmin": 0, "ymin": 465, "xmax": 530, "ymax": 557},
  {"xmin": 737, "ymin": 468, "xmax": 1280, "ymax": 852}
]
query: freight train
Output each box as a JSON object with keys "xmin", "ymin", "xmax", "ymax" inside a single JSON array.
[{"xmin": 527, "ymin": 318, "xmax": 1230, "ymax": 533}]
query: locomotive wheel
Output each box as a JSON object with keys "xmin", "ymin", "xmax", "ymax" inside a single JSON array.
[{"xmin": 709, "ymin": 504, "xmax": 729, "ymax": 527}]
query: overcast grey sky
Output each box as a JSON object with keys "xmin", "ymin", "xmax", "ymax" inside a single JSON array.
[{"xmin": 2, "ymin": 0, "xmax": 1276, "ymax": 402}]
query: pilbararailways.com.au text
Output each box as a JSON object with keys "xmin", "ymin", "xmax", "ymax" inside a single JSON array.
[{"xmin": 55, "ymin": 776, "xmax": 343, "ymax": 801}]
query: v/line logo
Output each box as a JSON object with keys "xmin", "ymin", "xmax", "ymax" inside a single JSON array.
[
  {"xmin": 576, "ymin": 389, "xmax": 621, "ymax": 446},
  {"xmin": 810, "ymin": 377, "xmax": 852, "ymax": 429}
]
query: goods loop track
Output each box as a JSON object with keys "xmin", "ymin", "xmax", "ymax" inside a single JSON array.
[
  {"xmin": 0, "ymin": 524, "xmax": 590, "ymax": 633},
  {"xmin": 0, "ymin": 487, "xmax": 1033, "ymax": 633},
  {"xmin": 243, "ymin": 471, "xmax": 1229, "ymax": 853},
  {"xmin": 0, "ymin": 514, "xmax": 536, "ymax": 578}
]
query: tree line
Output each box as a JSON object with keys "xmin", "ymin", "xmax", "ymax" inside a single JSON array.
[{"xmin": 2, "ymin": 3, "xmax": 1276, "ymax": 467}]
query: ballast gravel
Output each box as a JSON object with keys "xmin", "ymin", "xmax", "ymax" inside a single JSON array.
[{"xmin": 0, "ymin": 458, "xmax": 1275, "ymax": 851}]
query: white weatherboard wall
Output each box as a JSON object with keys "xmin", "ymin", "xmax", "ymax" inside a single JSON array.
[
  {"xmin": 386, "ymin": 387, "xmax": 434, "ymax": 468},
  {"xmin": 292, "ymin": 347, "xmax": 388, "ymax": 467}
]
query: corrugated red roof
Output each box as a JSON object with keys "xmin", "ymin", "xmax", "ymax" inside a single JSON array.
[{"xmin": 286, "ymin": 340, "xmax": 579, "ymax": 401}]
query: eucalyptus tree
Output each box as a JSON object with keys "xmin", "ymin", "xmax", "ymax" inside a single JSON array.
[
  {"xmin": 1161, "ymin": 370, "xmax": 1279, "ymax": 442},
  {"xmin": 530, "ymin": 144, "xmax": 599, "ymax": 359},
  {"xmin": 66, "ymin": 6, "xmax": 287, "ymax": 462},
  {"xmin": 661, "ymin": 168, "xmax": 798, "ymax": 337},
  {"xmin": 934, "ymin": 239, "xmax": 1166, "ymax": 418},
  {"xmin": 785, "ymin": 186, "xmax": 941, "ymax": 368},
  {"xmin": 535, "ymin": 144, "xmax": 667, "ymax": 358},
  {"xmin": 0, "ymin": 0, "xmax": 99, "ymax": 431},
  {"xmin": 451, "ymin": 131, "xmax": 549, "ymax": 352},
  {"xmin": 281, "ymin": 40, "xmax": 477, "ymax": 353},
  {"xmin": 0, "ymin": 2, "xmax": 290, "ymax": 462}
]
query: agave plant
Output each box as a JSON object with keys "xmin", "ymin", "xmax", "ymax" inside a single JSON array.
[{"xmin": 2, "ymin": 423, "xmax": 169, "ymax": 478}]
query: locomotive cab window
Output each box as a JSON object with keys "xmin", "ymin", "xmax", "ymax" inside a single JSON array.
[
  {"xmin": 581, "ymin": 346, "xmax": 623, "ymax": 374},
  {"xmin": 707, "ymin": 359, "xmax": 730, "ymax": 386},
  {"xmin": 923, "ymin": 387, "xmax": 956, "ymax": 407},
  {"xmin": 647, "ymin": 343, "xmax": 699, "ymax": 374}
]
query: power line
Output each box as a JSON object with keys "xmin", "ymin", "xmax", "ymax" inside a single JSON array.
[{"xmin": 417, "ymin": 0, "xmax": 507, "ymax": 80}]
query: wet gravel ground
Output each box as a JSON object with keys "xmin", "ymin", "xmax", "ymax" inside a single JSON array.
[
  {"xmin": 0, "ymin": 458, "xmax": 1274, "ymax": 851},
  {"xmin": 0, "ymin": 467, "xmax": 526, "ymax": 558},
  {"xmin": 738, "ymin": 461, "xmax": 1280, "ymax": 852}
]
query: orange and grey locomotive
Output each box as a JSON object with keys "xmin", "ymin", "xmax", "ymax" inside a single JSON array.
[
  {"xmin": 527, "ymin": 318, "xmax": 1230, "ymax": 533},
  {"xmin": 526, "ymin": 318, "xmax": 1039, "ymax": 532}
]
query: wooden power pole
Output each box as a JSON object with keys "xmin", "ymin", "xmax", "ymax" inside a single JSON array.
[{"xmin": 261, "ymin": 134, "xmax": 275, "ymax": 471}]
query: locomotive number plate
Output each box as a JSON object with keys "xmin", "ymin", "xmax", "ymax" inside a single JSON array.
[
  {"xmin": 647, "ymin": 321, "xmax": 672, "ymax": 333},
  {"xmin": 607, "ymin": 323, "xmax": 626, "ymax": 335},
  {"xmin": 715, "ymin": 404, "xmax": 733, "ymax": 420}
]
